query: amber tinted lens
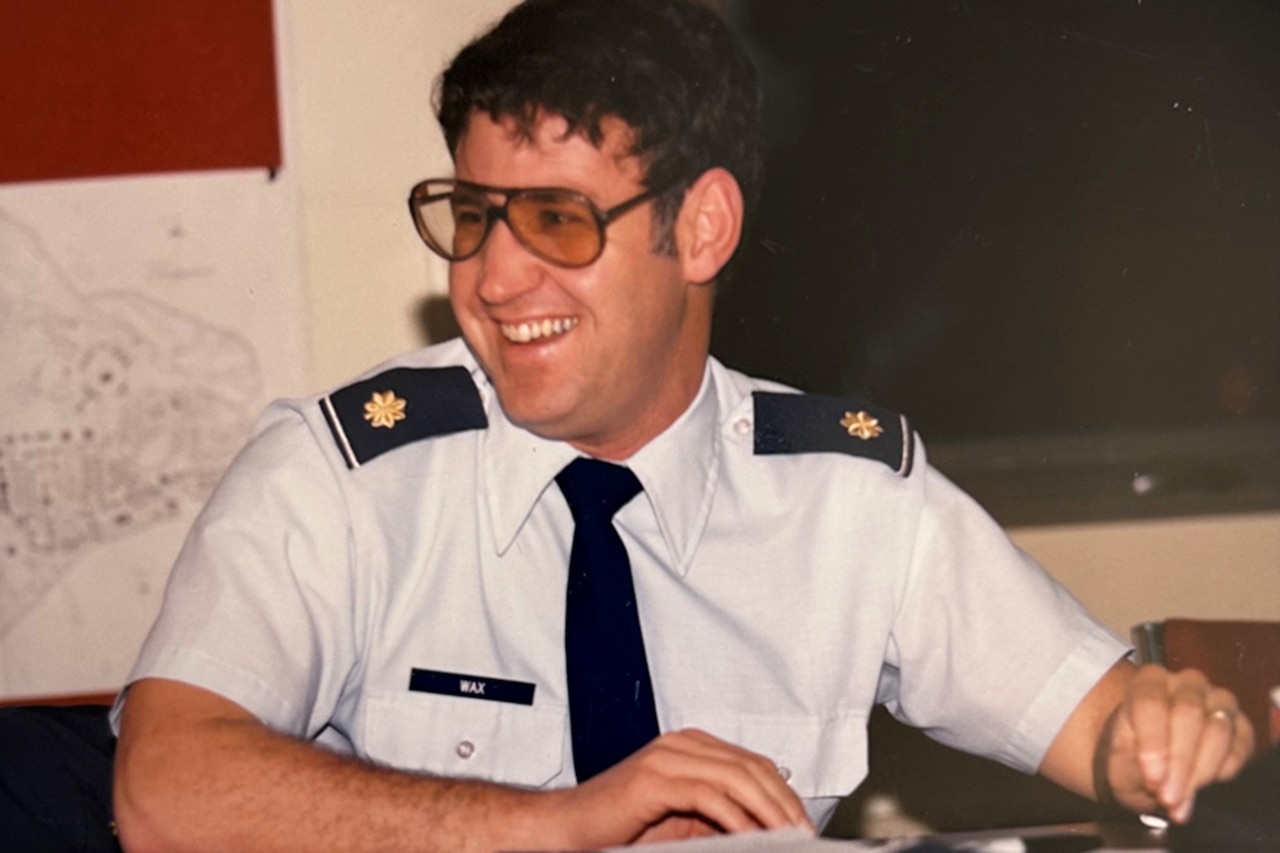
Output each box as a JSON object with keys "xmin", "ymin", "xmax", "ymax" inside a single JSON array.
[
  {"xmin": 507, "ymin": 191, "xmax": 603, "ymax": 267},
  {"xmin": 412, "ymin": 183, "xmax": 488, "ymax": 260},
  {"xmin": 447, "ymin": 188, "xmax": 490, "ymax": 257}
]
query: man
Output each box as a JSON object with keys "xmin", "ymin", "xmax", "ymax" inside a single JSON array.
[{"xmin": 111, "ymin": 1, "xmax": 1254, "ymax": 851}]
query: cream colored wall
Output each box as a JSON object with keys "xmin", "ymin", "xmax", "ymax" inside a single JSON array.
[
  {"xmin": 1011, "ymin": 512, "xmax": 1280, "ymax": 640},
  {"xmin": 283, "ymin": 0, "xmax": 518, "ymax": 391},
  {"xmin": 282, "ymin": 1, "xmax": 1278, "ymax": 634}
]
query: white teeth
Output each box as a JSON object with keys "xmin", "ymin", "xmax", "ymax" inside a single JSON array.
[{"xmin": 501, "ymin": 316, "xmax": 578, "ymax": 343}]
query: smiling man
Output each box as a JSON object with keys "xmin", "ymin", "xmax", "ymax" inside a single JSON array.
[
  {"xmin": 443, "ymin": 112, "xmax": 715, "ymax": 460},
  {"xmin": 109, "ymin": 2, "xmax": 1252, "ymax": 852}
]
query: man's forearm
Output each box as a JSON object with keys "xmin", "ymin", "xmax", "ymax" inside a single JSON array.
[
  {"xmin": 114, "ymin": 681, "xmax": 567, "ymax": 853},
  {"xmin": 115, "ymin": 678, "xmax": 812, "ymax": 852}
]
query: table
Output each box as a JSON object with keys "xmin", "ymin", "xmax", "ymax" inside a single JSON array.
[{"xmin": 600, "ymin": 821, "xmax": 1168, "ymax": 853}]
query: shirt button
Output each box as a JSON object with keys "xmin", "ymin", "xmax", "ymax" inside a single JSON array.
[
  {"xmin": 776, "ymin": 765, "xmax": 792, "ymax": 782},
  {"xmin": 456, "ymin": 740, "xmax": 476, "ymax": 759},
  {"xmin": 733, "ymin": 417, "xmax": 752, "ymax": 436}
]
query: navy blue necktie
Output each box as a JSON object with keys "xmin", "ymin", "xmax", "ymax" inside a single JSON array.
[{"xmin": 557, "ymin": 457, "xmax": 659, "ymax": 782}]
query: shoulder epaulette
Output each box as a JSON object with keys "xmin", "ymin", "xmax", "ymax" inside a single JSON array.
[
  {"xmin": 319, "ymin": 365, "xmax": 487, "ymax": 469},
  {"xmin": 752, "ymin": 391, "xmax": 914, "ymax": 477}
]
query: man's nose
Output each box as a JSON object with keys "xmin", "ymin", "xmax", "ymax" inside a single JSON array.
[{"xmin": 474, "ymin": 218, "xmax": 543, "ymax": 304}]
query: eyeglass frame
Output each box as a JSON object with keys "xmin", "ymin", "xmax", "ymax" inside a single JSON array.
[{"xmin": 406, "ymin": 177, "xmax": 679, "ymax": 269}]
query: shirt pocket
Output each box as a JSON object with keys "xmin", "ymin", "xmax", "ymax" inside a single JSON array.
[
  {"xmin": 666, "ymin": 709, "xmax": 869, "ymax": 799},
  {"xmin": 359, "ymin": 689, "xmax": 568, "ymax": 788}
]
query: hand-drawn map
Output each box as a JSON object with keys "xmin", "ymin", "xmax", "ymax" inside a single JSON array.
[{"xmin": 0, "ymin": 172, "xmax": 305, "ymax": 699}]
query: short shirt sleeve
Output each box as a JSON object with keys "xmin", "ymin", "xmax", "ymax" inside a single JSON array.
[
  {"xmin": 878, "ymin": 460, "xmax": 1128, "ymax": 773},
  {"xmin": 111, "ymin": 401, "xmax": 359, "ymax": 738}
]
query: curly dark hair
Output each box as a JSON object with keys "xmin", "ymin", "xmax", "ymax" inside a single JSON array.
[{"xmin": 435, "ymin": 0, "xmax": 762, "ymax": 257}]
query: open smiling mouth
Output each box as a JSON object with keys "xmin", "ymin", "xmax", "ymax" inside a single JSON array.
[{"xmin": 500, "ymin": 316, "xmax": 580, "ymax": 343}]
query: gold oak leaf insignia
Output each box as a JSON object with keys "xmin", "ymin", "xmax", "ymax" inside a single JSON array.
[
  {"xmin": 364, "ymin": 390, "xmax": 407, "ymax": 429},
  {"xmin": 840, "ymin": 410, "xmax": 883, "ymax": 441}
]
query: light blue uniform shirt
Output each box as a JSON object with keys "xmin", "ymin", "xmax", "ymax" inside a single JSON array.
[{"xmin": 115, "ymin": 337, "xmax": 1126, "ymax": 828}]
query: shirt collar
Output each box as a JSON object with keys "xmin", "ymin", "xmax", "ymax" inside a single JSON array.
[
  {"xmin": 481, "ymin": 381, "xmax": 580, "ymax": 558},
  {"xmin": 482, "ymin": 360, "xmax": 723, "ymax": 576},
  {"xmin": 626, "ymin": 362, "xmax": 721, "ymax": 576}
]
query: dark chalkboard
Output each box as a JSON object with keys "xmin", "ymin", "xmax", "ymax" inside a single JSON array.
[{"xmin": 715, "ymin": 0, "xmax": 1280, "ymax": 524}]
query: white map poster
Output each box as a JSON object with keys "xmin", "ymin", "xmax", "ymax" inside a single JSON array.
[{"xmin": 0, "ymin": 171, "xmax": 307, "ymax": 700}]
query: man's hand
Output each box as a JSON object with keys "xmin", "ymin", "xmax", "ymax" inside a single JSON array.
[
  {"xmin": 1099, "ymin": 664, "xmax": 1254, "ymax": 823},
  {"xmin": 548, "ymin": 728, "xmax": 814, "ymax": 848},
  {"xmin": 1042, "ymin": 661, "xmax": 1254, "ymax": 825}
]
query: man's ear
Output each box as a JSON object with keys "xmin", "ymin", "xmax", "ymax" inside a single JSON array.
[{"xmin": 675, "ymin": 167, "xmax": 744, "ymax": 285}]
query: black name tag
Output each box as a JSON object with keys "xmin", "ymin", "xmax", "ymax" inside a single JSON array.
[{"xmin": 408, "ymin": 669, "xmax": 536, "ymax": 706}]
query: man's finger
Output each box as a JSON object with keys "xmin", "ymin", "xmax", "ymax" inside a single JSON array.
[
  {"xmin": 666, "ymin": 778, "xmax": 768, "ymax": 834},
  {"xmin": 1174, "ymin": 706, "xmax": 1238, "ymax": 819},
  {"xmin": 1126, "ymin": 665, "xmax": 1177, "ymax": 788},
  {"xmin": 1158, "ymin": 679, "xmax": 1215, "ymax": 811},
  {"xmin": 1221, "ymin": 710, "xmax": 1256, "ymax": 779}
]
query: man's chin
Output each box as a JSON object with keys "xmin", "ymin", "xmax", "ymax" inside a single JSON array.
[{"xmin": 493, "ymin": 388, "xmax": 580, "ymax": 441}]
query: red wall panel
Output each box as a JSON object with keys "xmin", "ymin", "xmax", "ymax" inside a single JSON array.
[{"xmin": 0, "ymin": 0, "xmax": 281, "ymax": 183}]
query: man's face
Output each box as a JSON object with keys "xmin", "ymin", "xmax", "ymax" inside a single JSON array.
[{"xmin": 449, "ymin": 112, "xmax": 711, "ymax": 460}]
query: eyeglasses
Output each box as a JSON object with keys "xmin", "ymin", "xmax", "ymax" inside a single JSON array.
[{"xmin": 407, "ymin": 178, "xmax": 671, "ymax": 268}]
